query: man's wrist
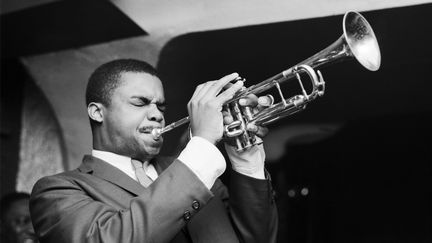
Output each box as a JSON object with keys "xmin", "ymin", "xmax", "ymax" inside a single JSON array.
[
  {"xmin": 178, "ymin": 136, "xmax": 226, "ymax": 189},
  {"xmin": 225, "ymin": 143, "xmax": 266, "ymax": 179}
]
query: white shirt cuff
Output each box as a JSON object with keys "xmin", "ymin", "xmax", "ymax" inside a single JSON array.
[
  {"xmin": 224, "ymin": 143, "xmax": 266, "ymax": 179},
  {"xmin": 177, "ymin": 136, "xmax": 226, "ymax": 189}
]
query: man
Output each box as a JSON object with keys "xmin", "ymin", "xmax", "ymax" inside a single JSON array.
[
  {"xmin": 30, "ymin": 59, "xmax": 278, "ymax": 242},
  {"xmin": 1, "ymin": 192, "xmax": 38, "ymax": 243}
]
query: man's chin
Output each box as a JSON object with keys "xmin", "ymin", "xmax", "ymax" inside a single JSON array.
[
  {"xmin": 134, "ymin": 145, "xmax": 161, "ymax": 161},
  {"xmin": 144, "ymin": 141, "xmax": 163, "ymax": 155},
  {"xmin": 136, "ymin": 135, "xmax": 163, "ymax": 156},
  {"xmin": 147, "ymin": 146, "xmax": 161, "ymax": 155}
]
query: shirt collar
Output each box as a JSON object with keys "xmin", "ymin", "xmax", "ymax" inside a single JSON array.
[
  {"xmin": 91, "ymin": 150, "xmax": 158, "ymax": 181},
  {"xmin": 92, "ymin": 150, "xmax": 137, "ymax": 181}
]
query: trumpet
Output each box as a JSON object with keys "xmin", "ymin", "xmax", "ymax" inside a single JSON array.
[{"xmin": 152, "ymin": 11, "xmax": 381, "ymax": 151}]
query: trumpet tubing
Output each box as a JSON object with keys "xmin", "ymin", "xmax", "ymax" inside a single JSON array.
[{"xmin": 153, "ymin": 11, "xmax": 381, "ymax": 151}]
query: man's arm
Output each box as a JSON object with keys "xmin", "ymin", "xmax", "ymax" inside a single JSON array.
[
  {"xmin": 228, "ymin": 168, "xmax": 278, "ymax": 243},
  {"xmin": 221, "ymin": 143, "xmax": 278, "ymax": 243},
  {"xmin": 30, "ymin": 160, "xmax": 212, "ymax": 243},
  {"xmin": 222, "ymin": 92, "xmax": 278, "ymax": 243}
]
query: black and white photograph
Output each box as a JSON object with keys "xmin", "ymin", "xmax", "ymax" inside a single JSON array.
[{"xmin": 1, "ymin": 1, "xmax": 431, "ymax": 242}]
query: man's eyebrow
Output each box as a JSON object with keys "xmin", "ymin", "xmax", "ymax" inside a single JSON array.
[
  {"xmin": 131, "ymin": 96, "xmax": 166, "ymax": 105},
  {"xmin": 131, "ymin": 96, "xmax": 150, "ymax": 102}
]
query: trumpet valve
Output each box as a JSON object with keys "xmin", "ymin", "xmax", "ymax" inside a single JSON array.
[{"xmin": 224, "ymin": 120, "xmax": 244, "ymax": 137}]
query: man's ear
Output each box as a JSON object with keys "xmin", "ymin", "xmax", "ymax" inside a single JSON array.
[{"xmin": 87, "ymin": 102, "xmax": 104, "ymax": 123}]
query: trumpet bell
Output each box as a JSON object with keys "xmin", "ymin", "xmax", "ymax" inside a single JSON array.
[{"xmin": 344, "ymin": 11, "xmax": 381, "ymax": 71}]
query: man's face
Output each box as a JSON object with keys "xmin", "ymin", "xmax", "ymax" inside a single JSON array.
[{"xmin": 101, "ymin": 72, "xmax": 166, "ymax": 161}]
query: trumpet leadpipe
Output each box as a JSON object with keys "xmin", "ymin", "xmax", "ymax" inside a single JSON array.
[{"xmin": 152, "ymin": 116, "xmax": 190, "ymax": 139}]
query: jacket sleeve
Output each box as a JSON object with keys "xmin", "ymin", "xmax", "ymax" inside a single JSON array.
[
  {"xmin": 214, "ymin": 169, "xmax": 278, "ymax": 243},
  {"xmin": 30, "ymin": 160, "xmax": 213, "ymax": 243}
]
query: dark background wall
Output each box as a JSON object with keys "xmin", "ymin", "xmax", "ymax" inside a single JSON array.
[
  {"xmin": 0, "ymin": 59, "xmax": 25, "ymax": 197},
  {"xmin": 0, "ymin": 59, "xmax": 66, "ymax": 196},
  {"xmin": 157, "ymin": 4, "xmax": 432, "ymax": 242},
  {"xmin": 270, "ymin": 113, "xmax": 431, "ymax": 242}
]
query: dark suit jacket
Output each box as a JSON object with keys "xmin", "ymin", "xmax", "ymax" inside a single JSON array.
[{"xmin": 30, "ymin": 155, "xmax": 278, "ymax": 243}]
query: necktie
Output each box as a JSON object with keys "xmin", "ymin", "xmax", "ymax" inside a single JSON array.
[{"xmin": 131, "ymin": 159, "xmax": 153, "ymax": 187}]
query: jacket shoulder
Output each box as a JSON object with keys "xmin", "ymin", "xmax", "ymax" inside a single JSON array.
[{"xmin": 30, "ymin": 169, "xmax": 88, "ymax": 196}]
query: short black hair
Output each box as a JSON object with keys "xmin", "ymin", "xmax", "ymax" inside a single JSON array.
[
  {"xmin": 85, "ymin": 59, "xmax": 158, "ymax": 107},
  {"xmin": 0, "ymin": 192, "xmax": 30, "ymax": 221}
]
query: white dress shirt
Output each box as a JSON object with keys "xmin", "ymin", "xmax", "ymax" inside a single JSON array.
[
  {"xmin": 92, "ymin": 136, "xmax": 265, "ymax": 190},
  {"xmin": 92, "ymin": 150, "xmax": 158, "ymax": 181}
]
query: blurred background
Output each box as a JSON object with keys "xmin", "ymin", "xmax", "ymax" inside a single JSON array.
[{"xmin": 1, "ymin": 0, "xmax": 431, "ymax": 242}]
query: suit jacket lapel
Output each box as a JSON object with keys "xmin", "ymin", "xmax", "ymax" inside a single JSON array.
[{"xmin": 78, "ymin": 155, "xmax": 146, "ymax": 196}]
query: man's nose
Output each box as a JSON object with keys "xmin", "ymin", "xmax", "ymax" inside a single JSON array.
[{"xmin": 148, "ymin": 104, "xmax": 164, "ymax": 122}]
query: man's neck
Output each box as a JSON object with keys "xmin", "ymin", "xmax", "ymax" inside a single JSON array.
[{"xmin": 92, "ymin": 147, "xmax": 153, "ymax": 163}]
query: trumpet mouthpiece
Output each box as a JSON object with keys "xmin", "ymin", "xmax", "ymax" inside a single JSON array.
[{"xmin": 151, "ymin": 128, "xmax": 163, "ymax": 140}]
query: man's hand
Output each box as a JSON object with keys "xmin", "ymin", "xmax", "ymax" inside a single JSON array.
[
  {"xmin": 222, "ymin": 93, "xmax": 273, "ymax": 142},
  {"xmin": 188, "ymin": 73, "xmax": 244, "ymax": 144},
  {"xmin": 223, "ymin": 93, "xmax": 273, "ymax": 179}
]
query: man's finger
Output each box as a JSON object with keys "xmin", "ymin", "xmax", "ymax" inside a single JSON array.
[
  {"xmin": 258, "ymin": 95, "xmax": 274, "ymax": 107},
  {"xmin": 222, "ymin": 110, "xmax": 234, "ymax": 124},
  {"xmin": 256, "ymin": 94, "xmax": 274, "ymax": 112},
  {"xmin": 209, "ymin": 73, "xmax": 240, "ymax": 97},
  {"xmin": 246, "ymin": 124, "xmax": 269, "ymax": 138},
  {"xmin": 222, "ymin": 82, "xmax": 233, "ymax": 91},
  {"xmin": 215, "ymin": 80, "xmax": 244, "ymax": 103},
  {"xmin": 191, "ymin": 81, "xmax": 217, "ymax": 101},
  {"xmin": 238, "ymin": 93, "xmax": 258, "ymax": 107}
]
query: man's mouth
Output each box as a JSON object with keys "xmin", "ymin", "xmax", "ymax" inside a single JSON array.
[{"xmin": 139, "ymin": 126, "xmax": 161, "ymax": 134}]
